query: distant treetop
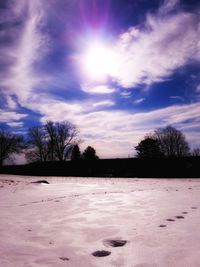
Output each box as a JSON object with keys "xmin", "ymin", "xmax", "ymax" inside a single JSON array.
[
  {"xmin": 135, "ymin": 125, "xmax": 190, "ymax": 158},
  {"xmin": 82, "ymin": 146, "xmax": 99, "ymax": 160}
]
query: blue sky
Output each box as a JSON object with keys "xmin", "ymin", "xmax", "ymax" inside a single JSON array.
[{"xmin": 0, "ymin": 0, "xmax": 200, "ymax": 158}]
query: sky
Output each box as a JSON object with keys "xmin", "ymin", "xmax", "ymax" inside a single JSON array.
[{"xmin": 0, "ymin": 0, "xmax": 200, "ymax": 159}]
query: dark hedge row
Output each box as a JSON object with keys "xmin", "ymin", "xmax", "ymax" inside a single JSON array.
[{"xmin": 0, "ymin": 157, "xmax": 200, "ymax": 178}]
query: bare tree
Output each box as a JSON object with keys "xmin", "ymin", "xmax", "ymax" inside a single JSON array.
[
  {"xmin": 0, "ymin": 129, "xmax": 24, "ymax": 166},
  {"xmin": 27, "ymin": 121, "xmax": 78, "ymax": 162},
  {"xmin": 45, "ymin": 121, "xmax": 78, "ymax": 161},
  {"xmin": 45, "ymin": 121, "xmax": 56, "ymax": 161},
  {"xmin": 191, "ymin": 147, "xmax": 200, "ymax": 156},
  {"xmin": 26, "ymin": 126, "xmax": 49, "ymax": 163},
  {"xmin": 154, "ymin": 125, "xmax": 190, "ymax": 157}
]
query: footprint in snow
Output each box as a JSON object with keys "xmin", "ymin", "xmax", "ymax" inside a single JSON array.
[
  {"xmin": 175, "ymin": 216, "xmax": 184, "ymax": 219},
  {"xmin": 59, "ymin": 257, "xmax": 70, "ymax": 261},
  {"xmin": 103, "ymin": 239, "xmax": 127, "ymax": 247},
  {"xmin": 92, "ymin": 250, "xmax": 111, "ymax": 257}
]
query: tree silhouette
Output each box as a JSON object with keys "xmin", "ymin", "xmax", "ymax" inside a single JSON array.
[
  {"xmin": 135, "ymin": 126, "xmax": 190, "ymax": 158},
  {"xmin": 191, "ymin": 147, "xmax": 200, "ymax": 156},
  {"xmin": 26, "ymin": 126, "xmax": 49, "ymax": 163},
  {"xmin": 45, "ymin": 121, "xmax": 78, "ymax": 161},
  {"xmin": 82, "ymin": 146, "xmax": 99, "ymax": 160},
  {"xmin": 135, "ymin": 137, "xmax": 163, "ymax": 158},
  {"xmin": 0, "ymin": 129, "xmax": 24, "ymax": 166},
  {"xmin": 154, "ymin": 125, "xmax": 190, "ymax": 157},
  {"xmin": 27, "ymin": 121, "xmax": 78, "ymax": 162},
  {"xmin": 71, "ymin": 144, "xmax": 81, "ymax": 160}
]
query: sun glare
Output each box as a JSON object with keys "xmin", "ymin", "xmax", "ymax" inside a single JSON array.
[{"xmin": 81, "ymin": 42, "xmax": 116, "ymax": 81}]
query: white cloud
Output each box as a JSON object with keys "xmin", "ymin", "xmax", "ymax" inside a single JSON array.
[
  {"xmin": 133, "ymin": 98, "xmax": 145, "ymax": 104},
  {"xmin": 27, "ymin": 95, "xmax": 116, "ymax": 125},
  {"xmin": 196, "ymin": 84, "xmax": 200, "ymax": 92},
  {"xmin": 159, "ymin": 0, "xmax": 180, "ymax": 15},
  {"xmin": 92, "ymin": 100, "xmax": 115, "ymax": 108},
  {"xmin": 170, "ymin": 96, "xmax": 184, "ymax": 101},
  {"xmin": 27, "ymin": 96, "xmax": 83, "ymax": 123},
  {"xmin": 0, "ymin": 0, "xmax": 51, "ymax": 105},
  {"xmin": 38, "ymin": 101, "xmax": 200, "ymax": 158},
  {"xmin": 0, "ymin": 109, "xmax": 27, "ymax": 124},
  {"xmin": 6, "ymin": 95, "xmax": 18, "ymax": 110},
  {"xmin": 111, "ymin": 5, "xmax": 200, "ymax": 88},
  {"xmin": 81, "ymin": 84, "xmax": 115, "ymax": 94},
  {"xmin": 7, "ymin": 122, "xmax": 24, "ymax": 128},
  {"xmin": 120, "ymin": 90, "xmax": 132, "ymax": 98}
]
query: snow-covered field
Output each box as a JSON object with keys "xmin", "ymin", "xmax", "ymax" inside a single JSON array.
[{"xmin": 1, "ymin": 175, "xmax": 200, "ymax": 267}]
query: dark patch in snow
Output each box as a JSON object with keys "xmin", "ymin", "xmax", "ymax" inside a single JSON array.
[
  {"xmin": 59, "ymin": 257, "xmax": 70, "ymax": 261},
  {"xmin": 103, "ymin": 239, "xmax": 127, "ymax": 247},
  {"xmin": 32, "ymin": 180, "xmax": 49, "ymax": 184},
  {"xmin": 92, "ymin": 250, "xmax": 111, "ymax": 257},
  {"xmin": 175, "ymin": 216, "xmax": 184, "ymax": 219}
]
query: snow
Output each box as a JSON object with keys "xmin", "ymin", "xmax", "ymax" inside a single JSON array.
[{"xmin": 1, "ymin": 175, "xmax": 200, "ymax": 266}]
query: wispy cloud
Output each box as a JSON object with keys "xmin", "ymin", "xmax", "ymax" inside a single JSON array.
[
  {"xmin": 133, "ymin": 98, "xmax": 145, "ymax": 104},
  {"xmin": 111, "ymin": 1, "xmax": 200, "ymax": 88},
  {"xmin": 7, "ymin": 122, "xmax": 24, "ymax": 128},
  {"xmin": 81, "ymin": 84, "xmax": 116, "ymax": 94},
  {"xmin": 92, "ymin": 100, "xmax": 115, "ymax": 108},
  {"xmin": 6, "ymin": 95, "xmax": 18, "ymax": 110},
  {"xmin": 170, "ymin": 96, "xmax": 184, "ymax": 102},
  {"xmin": 159, "ymin": 0, "xmax": 180, "ymax": 15},
  {"xmin": 196, "ymin": 84, "xmax": 200, "ymax": 92},
  {"xmin": 0, "ymin": 109, "xmax": 27, "ymax": 125},
  {"xmin": 39, "ymin": 101, "xmax": 200, "ymax": 158},
  {"xmin": 0, "ymin": 0, "xmax": 51, "ymax": 105},
  {"xmin": 120, "ymin": 90, "xmax": 132, "ymax": 99}
]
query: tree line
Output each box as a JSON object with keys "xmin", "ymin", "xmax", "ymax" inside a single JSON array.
[
  {"xmin": 0, "ymin": 121, "xmax": 98, "ymax": 166},
  {"xmin": 0, "ymin": 122, "xmax": 199, "ymax": 166},
  {"xmin": 135, "ymin": 125, "xmax": 199, "ymax": 158}
]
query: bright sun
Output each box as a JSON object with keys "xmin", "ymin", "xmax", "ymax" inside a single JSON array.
[{"xmin": 81, "ymin": 42, "xmax": 116, "ymax": 81}]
